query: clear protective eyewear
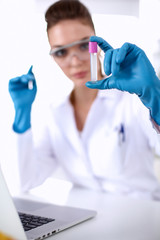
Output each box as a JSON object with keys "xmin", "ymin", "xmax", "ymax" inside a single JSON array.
[{"xmin": 49, "ymin": 38, "xmax": 90, "ymax": 67}]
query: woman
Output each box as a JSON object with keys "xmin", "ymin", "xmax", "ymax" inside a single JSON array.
[{"xmin": 9, "ymin": 0, "xmax": 160, "ymax": 200}]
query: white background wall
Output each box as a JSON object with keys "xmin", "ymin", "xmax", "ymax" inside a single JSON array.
[{"xmin": 0, "ymin": 0, "xmax": 160, "ymax": 198}]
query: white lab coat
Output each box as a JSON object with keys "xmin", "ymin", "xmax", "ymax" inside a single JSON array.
[{"xmin": 16, "ymin": 89, "xmax": 160, "ymax": 200}]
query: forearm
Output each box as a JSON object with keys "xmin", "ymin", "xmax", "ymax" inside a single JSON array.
[
  {"xmin": 16, "ymin": 129, "xmax": 57, "ymax": 192},
  {"xmin": 140, "ymin": 80, "xmax": 160, "ymax": 127}
]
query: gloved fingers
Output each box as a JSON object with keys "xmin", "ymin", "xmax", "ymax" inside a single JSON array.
[
  {"xmin": 106, "ymin": 75, "xmax": 119, "ymax": 89},
  {"xmin": 111, "ymin": 49, "xmax": 120, "ymax": 76},
  {"xmin": 86, "ymin": 74, "xmax": 120, "ymax": 90},
  {"xmin": 90, "ymin": 36, "xmax": 113, "ymax": 53},
  {"xmin": 9, "ymin": 76, "xmax": 20, "ymax": 84},
  {"xmin": 9, "ymin": 65, "xmax": 35, "ymax": 84},
  {"xmin": 21, "ymin": 66, "xmax": 35, "ymax": 83},
  {"xmin": 104, "ymin": 49, "xmax": 113, "ymax": 76},
  {"xmin": 85, "ymin": 77, "xmax": 110, "ymax": 90},
  {"xmin": 21, "ymin": 73, "xmax": 35, "ymax": 84},
  {"xmin": 9, "ymin": 76, "xmax": 24, "ymax": 90},
  {"xmin": 9, "ymin": 73, "xmax": 36, "ymax": 91},
  {"xmin": 28, "ymin": 65, "xmax": 33, "ymax": 75},
  {"xmin": 116, "ymin": 42, "xmax": 136, "ymax": 64},
  {"xmin": 9, "ymin": 74, "xmax": 35, "ymax": 91},
  {"xmin": 9, "ymin": 78, "xmax": 28, "ymax": 91},
  {"xmin": 27, "ymin": 65, "xmax": 36, "ymax": 80}
]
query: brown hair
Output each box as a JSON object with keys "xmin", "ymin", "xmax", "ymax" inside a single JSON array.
[{"xmin": 45, "ymin": 0, "xmax": 95, "ymax": 32}]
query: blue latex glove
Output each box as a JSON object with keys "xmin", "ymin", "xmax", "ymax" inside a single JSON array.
[
  {"xmin": 8, "ymin": 66, "xmax": 37, "ymax": 133},
  {"xmin": 86, "ymin": 36, "xmax": 160, "ymax": 125}
]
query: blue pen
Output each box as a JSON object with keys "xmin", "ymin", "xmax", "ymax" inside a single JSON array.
[{"xmin": 119, "ymin": 123, "xmax": 125, "ymax": 143}]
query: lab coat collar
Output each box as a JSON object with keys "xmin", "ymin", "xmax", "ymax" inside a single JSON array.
[
  {"xmin": 51, "ymin": 88, "xmax": 124, "ymax": 152},
  {"xmin": 54, "ymin": 88, "xmax": 124, "ymax": 107}
]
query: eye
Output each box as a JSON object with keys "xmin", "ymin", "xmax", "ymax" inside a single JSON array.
[
  {"xmin": 53, "ymin": 49, "xmax": 67, "ymax": 58},
  {"xmin": 79, "ymin": 42, "xmax": 89, "ymax": 51}
]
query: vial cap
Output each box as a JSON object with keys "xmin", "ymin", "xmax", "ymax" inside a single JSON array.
[{"xmin": 89, "ymin": 41, "xmax": 97, "ymax": 53}]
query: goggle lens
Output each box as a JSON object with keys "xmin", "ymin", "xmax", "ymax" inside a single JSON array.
[{"xmin": 50, "ymin": 39, "xmax": 90, "ymax": 67}]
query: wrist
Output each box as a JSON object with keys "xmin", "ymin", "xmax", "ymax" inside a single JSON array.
[
  {"xmin": 13, "ymin": 105, "xmax": 32, "ymax": 133},
  {"xmin": 140, "ymin": 80, "xmax": 160, "ymax": 125},
  {"xmin": 151, "ymin": 118, "xmax": 160, "ymax": 134}
]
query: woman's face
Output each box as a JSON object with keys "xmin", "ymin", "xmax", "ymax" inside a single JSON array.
[{"xmin": 48, "ymin": 19, "xmax": 95, "ymax": 87}]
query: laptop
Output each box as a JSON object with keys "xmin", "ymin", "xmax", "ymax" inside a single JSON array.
[{"xmin": 0, "ymin": 167, "xmax": 97, "ymax": 240}]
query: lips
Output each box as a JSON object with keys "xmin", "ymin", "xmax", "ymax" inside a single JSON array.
[{"xmin": 73, "ymin": 71, "xmax": 88, "ymax": 79}]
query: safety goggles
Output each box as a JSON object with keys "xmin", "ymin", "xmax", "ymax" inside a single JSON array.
[{"xmin": 49, "ymin": 38, "xmax": 90, "ymax": 67}]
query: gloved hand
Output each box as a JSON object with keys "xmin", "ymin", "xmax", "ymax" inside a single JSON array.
[
  {"xmin": 8, "ymin": 66, "xmax": 37, "ymax": 133},
  {"xmin": 86, "ymin": 36, "xmax": 160, "ymax": 125}
]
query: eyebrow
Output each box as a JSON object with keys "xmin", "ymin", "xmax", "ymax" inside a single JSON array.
[{"xmin": 50, "ymin": 37, "xmax": 90, "ymax": 55}]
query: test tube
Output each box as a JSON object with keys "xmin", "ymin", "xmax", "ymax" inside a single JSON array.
[
  {"xmin": 89, "ymin": 41, "xmax": 97, "ymax": 81},
  {"xmin": 28, "ymin": 80, "xmax": 33, "ymax": 90}
]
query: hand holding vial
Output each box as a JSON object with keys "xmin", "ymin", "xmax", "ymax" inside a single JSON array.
[{"xmin": 86, "ymin": 36, "xmax": 160, "ymax": 126}]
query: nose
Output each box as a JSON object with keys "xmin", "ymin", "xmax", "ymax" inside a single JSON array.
[{"xmin": 69, "ymin": 53, "xmax": 82, "ymax": 66}]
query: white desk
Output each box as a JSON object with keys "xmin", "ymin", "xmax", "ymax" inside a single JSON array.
[{"xmin": 22, "ymin": 187, "xmax": 160, "ymax": 240}]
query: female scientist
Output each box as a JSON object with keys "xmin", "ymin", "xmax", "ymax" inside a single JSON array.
[{"xmin": 8, "ymin": 0, "xmax": 160, "ymax": 200}]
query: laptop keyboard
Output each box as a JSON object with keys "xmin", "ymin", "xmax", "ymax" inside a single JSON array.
[{"xmin": 18, "ymin": 212, "xmax": 55, "ymax": 232}]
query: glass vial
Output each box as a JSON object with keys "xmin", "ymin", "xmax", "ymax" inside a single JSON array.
[{"xmin": 89, "ymin": 41, "xmax": 97, "ymax": 81}]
